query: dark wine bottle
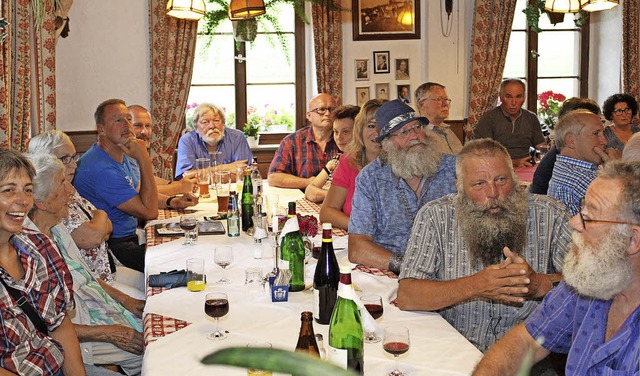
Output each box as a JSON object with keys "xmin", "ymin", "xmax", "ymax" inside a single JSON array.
[
  {"xmin": 279, "ymin": 212, "xmax": 305, "ymax": 292},
  {"xmin": 328, "ymin": 266, "xmax": 364, "ymax": 374},
  {"xmin": 294, "ymin": 311, "xmax": 320, "ymax": 357},
  {"xmin": 313, "ymin": 223, "xmax": 339, "ymax": 325},
  {"xmin": 241, "ymin": 169, "xmax": 254, "ymax": 232}
]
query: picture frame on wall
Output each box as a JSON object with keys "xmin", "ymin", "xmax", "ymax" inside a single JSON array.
[
  {"xmin": 355, "ymin": 59, "xmax": 369, "ymax": 81},
  {"xmin": 352, "ymin": 0, "xmax": 420, "ymax": 41},
  {"xmin": 397, "ymin": 84, "xmax": 411, "ymax": 103},
  {"xmin": 373, "ymin": 51, "xmax": 390, "ymax": 74},
  {"xmin": 395, "ymin": 58, "xmax": 410, "ymax": 80},
  {"xmin": 356, "ymin": 87, "xmax": 370, "ymax": 107},
  {"xmin": 375, "ymin": 83, "xmax": 390, "ymax": 100}
]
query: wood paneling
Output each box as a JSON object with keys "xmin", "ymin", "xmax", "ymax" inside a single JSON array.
[{"xmin": 67, "ymin": 131, "xmax": 97, "ymax": 154}]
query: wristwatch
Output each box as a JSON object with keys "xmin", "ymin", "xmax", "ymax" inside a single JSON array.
[
  {"xmin": 166, "ymin": 195, "xmax": 179, "ymax": 209},
  {"xmin": 548, "ymin": 274, "xmax": 561, "ymax": 288}
]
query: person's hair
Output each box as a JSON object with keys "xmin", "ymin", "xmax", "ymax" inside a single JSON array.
[
  {"xmin": 554, "ymin": 109, "xmax": 598, "ymax": 151},
  {"xmin": 127, "ymin": 104, "xmax": 149, "ymax": 113},
  {"xmin": 622, "ymin": 132, "xmax": 640, "ymax": 161},
  {"xmin": 25, "ymin": 153, "xmax": 65, "ymax": 203},
  {"xmin": 344, "ymin": 99, "xmax": 386, "ymax": 170},
  {"xmin": 414, "ymin": 82, "xmax": 445, "ymax": 105},
  {"xmin": 28, "ymin": 130, "xmax": 72, "ymax": 155},
  {"xmin": 557, "ymin": 97, "xmax": 601, "ymax": 118},
  {"xmin": 455, "ymin": 138, "xmax": 518, "ymax": 191},
  {"xmin": 333, "ymin": 105, "xmax": 360, "ymax": 121},
  {"xmin": 598, "ymin": 161, "xmax": 640, "ymax": 224},
  {"xmin": 94, "ymin": 98, "xmax": 126, "ymax": 125},
  {"xmin": 192, "ymin": 103, "xmax": 225, "ymax": 126},
  {"xmin": 0, "ymin": 149, "xmax": 36, "ymax": 181},
  {"xmin": 499, "ymin": 78, "xmax": 526, "ymax": 96},
  {"xmin": 602, "ymin": 93, "xmax": 639, "ymax": 120}
]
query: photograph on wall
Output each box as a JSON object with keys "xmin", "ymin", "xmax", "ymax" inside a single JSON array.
[
  {"xmin": 395, "ymin": 58, "xmax": 410, "ymax": 80},
  {"xmin": 375, "ymin": 83, "xmax": 390, "ymax": 100},
  {"xmin": 355, "ymin": 59, "xmax": 369, "ymax": 81},
  {"xmin": 397, "ymin": 84, "xmax": 411, "ymax": 103},
  {"xmin": 352, "ymin": 0, "xmax": 421, "ymax": 41},
  {"xmin": 373, "ymin": 51, "xmax": 390, "ymax": 74},
  {"xmin": 356, "ymin": 87, "xmax": 370, "ymax": 106}
]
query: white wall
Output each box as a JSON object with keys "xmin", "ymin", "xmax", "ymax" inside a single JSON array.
[
  {"xmin": 56, "ymin": 0, "xmax": 150, "ymax": 132},
  {"xmin": 588, "ymin": 5, "xmax": 623, "ymax": 106}
]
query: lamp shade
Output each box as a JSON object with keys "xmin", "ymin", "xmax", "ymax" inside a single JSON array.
[
  {"xmin": 581, "ymin": 0, "xmax": 619, "ymax": 11},
  {"xmin": 166, "ymin": 0, "xmax": 206, "ymax": 20},
  {"xmin": 545, "ymin": 0, "xmax": 583, "ymax": 12},
  {"xmin": 228, "ymin": 0, "xmax": 266, "ymax": 20}
]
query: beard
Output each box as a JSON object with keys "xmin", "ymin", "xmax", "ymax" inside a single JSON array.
[
  {"xmin": 455, "ymin": 186, "xmax": 528, "ymax": 267},
  {"xmin": 202, "ymin": 128, "xmax": 224, "ymax": 145},
  {"xmin": 563, "ymin": 226, "xmax": 633, "ymax": 300},
  {"xmin": 381, "ymin": 132, "xmax": 441, "ymax": 180}
]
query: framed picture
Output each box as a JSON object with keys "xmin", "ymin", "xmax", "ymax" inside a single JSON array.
[
  {"xmin": 373, "ymin": 51, "xmax": 390, "ymax": 74},
  {"xmin": 352, "ymin": 0, "xmax": 420, "ymax": 41},
  {"xmin": 397, "ymin": 84, "xmax": 411, "ymax": 103},
  {"xmin": 355, "ymin": 59, "xmax": 369, "ymax": 81},
  {"xmin": 375, "ymin": 83, "xmax": 390, "ymax": 100},
  {"xmin": 356, "ymin": 87, "xmax": 370, "ymax": 107},
  {"xmin": 395, "ymin": 59, "xmax": 410, "ymax": 80}
]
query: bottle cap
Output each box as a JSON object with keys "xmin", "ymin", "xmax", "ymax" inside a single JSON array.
[
  {"xmin": 322, "ymin": 223, "xmax": 332, "ymax": 230},
  {"xmin": 338, "ymin": 264, "xmax": 352, "ymax": 274}
]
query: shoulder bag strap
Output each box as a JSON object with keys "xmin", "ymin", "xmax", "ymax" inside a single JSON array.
[{"xmin": 0, "ymin": 277, "xmax": 48, "ymax": 335}]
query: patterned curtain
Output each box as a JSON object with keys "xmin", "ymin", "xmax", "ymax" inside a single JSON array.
[
  {"xmin": 149, "ymin": 0, "xmax": 198, "ymax": 180},
  {"xmin": 466, "ymin": 0, "xmax": 516, "ymax": 137},
  {"xmin": 622, "ymin": 0, "xmax": 640, "ymax": 98},
  {"xmin": 312, "ymin": 2, "xmax": 342, "ymax": 103}
]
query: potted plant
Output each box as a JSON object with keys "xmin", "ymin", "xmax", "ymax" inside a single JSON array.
[
  {"xmin": 523, "ymin": 0, "xmax": 589, "ymax": 33},
  {"xmin": 243, "ymin": 122, "xmax": 261, "ymax": 147}
]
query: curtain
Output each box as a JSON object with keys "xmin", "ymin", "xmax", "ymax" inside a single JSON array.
[
  {"xmin": 149, "ymin": 0, "xmax": 198, "ymax": 180},
  {"xmin": 466, "ymin": 0, "xmax": 516, "ymax": 137},
  {"xmin": 622, "ymin": 0, "xmax": 640, "ymax": 98},
  {"xmin": 312, "ymin": 2, "xmax": 342, "ymax": 103}
]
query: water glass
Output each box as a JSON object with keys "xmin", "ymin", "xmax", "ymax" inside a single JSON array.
[{"xmin": 186, "ymin": 258, "xmax": 206, "ymax": 292}]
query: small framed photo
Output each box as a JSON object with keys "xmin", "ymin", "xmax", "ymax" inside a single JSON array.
[
  {"xmin": 397, "ymin": 84, "xmax": 411, "ymax": 103},
  {"xmin": 356, "ymin": 87, "xmax": 370, "ymax": 107},
  {"xmin": 355, "ymin": 59, "xmax": 369, "ymax": 81},
  {"xmin": 395, "ymin": 58, "xmax": 410, "ymax": 80},
  {"xmin": 373, "ymin": 51, "xmax": 390, "ymax": 74},
  {"xmin": 375, "ymin": 83, "xmax": 390, "ymax": 100}
]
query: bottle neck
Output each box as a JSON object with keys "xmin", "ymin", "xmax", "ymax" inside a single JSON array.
[{"xmin": 321, "ymin": 228, "xmax": 332, "ymax": 243}]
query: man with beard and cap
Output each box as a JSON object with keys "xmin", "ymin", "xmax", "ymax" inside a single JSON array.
[
  {"xmin": 473, "ymin": 161, "xmax": 640, "ymax": 375},
  {"xmin": 348, "ymin": 99, "xmax": 457, "ymax": 275},
  {"xmin": 397, "ymin": 138, "xmax": 572, "ymax": 351},
  {"xmin": 175, "ymin": 103, "xmax": 252, "ymax": 179}
]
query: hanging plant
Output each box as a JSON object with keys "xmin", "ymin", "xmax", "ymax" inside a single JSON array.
[{"xmin": 523, "ymin": 0, "xmax": 589, "ymax": 33}]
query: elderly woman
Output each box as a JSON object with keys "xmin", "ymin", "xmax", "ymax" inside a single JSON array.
[
  {"xmin": 319, "ymin": 99, "xmax": 384, "ymax": 230},
  {"xmin": 0, "ymin": 149, "xmax": 85, "ymax": 376},
  {"xmin": 602, "ymin": 93, "xmax": 640, "ymax": 151},
  {"xmin": 26, "ymin": 153, "xmax": 144, "ymax": 375}
]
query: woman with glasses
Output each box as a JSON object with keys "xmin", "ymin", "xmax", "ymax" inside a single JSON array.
[{"xmin": 602, "ymin": 93, "xmax": 640, "ymax": 152}]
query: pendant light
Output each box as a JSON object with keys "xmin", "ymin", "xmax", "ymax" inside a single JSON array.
[
  {"xmin": 581, "ymin": 0, "xmax": 619, "ymax": 12},
  {"xmin": 166, "ymin": 0, "xmax": 206, "ymax": 21},
  {"xmin": 228, "ymin": 0, "xmax": 266, "ymax": 21},
  {"xmin": 544, "ymin": 0, "xmax": 583, "ymax": 12}
]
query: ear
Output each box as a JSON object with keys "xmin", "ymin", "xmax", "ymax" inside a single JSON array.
[
  {"xmin": 34, "ymin": 200, "xmax": 47, "ymax": 211},
  {"xmin": 564, "ymin": 132, "xmax": 577, "ymax": 149},
  {"xmin": 629, "ymin": 225, "xmax": 640, "ymax": 257}
]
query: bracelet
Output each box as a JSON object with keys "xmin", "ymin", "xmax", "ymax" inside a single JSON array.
[
  {"xmin": 388, "ymin": 254, "xmax": 403, "ymax": 275},
  {"xmin": 165, "ymin": 195, "xmax": 179, "ymax": 209},
  {"xmin": 323, "ymin": 166, "xmax": 331, "ymax": 175}
]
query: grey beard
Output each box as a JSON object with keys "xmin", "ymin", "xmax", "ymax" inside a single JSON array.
[
  {"xmin": 455, "ymin": 186, "xmax": 528, "ymax": 267},
  {"xmin": 381, "ymin": 133, "xmax": 441, "ymax": 180}
]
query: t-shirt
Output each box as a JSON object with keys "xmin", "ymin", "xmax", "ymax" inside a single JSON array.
[
  {"xmin": 474, "ymin": 106, "xmax": 545, "ymax": 159},
  {"xmin": 330, "ymin": 154, "xmax": 360, "ymax": 216}
]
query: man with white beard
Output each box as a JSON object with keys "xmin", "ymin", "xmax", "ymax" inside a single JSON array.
[
  {"xmin": 473, "ymin": 161, "xmax": 640, "ymax": 375},
  {"xmin": 397, "ymin": 139, "xmax": 572, "ymax": 351},
  {"xmin": 348, "ymin": 100, "xmax": 457, "ymax": 274}
]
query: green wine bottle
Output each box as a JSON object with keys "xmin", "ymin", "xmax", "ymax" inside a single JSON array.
[
  {"xmin": 241, "ymin": 169, "xmax": 254, "ymax": 232},
  {"xmin": 279, "ymin": 211, "xmax": 305, "ymax": 292}
]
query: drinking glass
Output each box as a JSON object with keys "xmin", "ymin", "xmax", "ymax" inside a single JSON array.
[
  {"xmin": 186, "ymin": 258, "xmax": 206, "ymax": 292},
  {"xmin": 361, "ymin": 294, "xmax": 383, "ymax": 343},
  {"xmin": 236, "ymin": 165, "xmax": 245, "ymax": 194},
  {"xmin": 383, "ymin": 326, "xmax": 410, "ymax": 376},
  {"xmin": 214, "ymin": 245, "xmax": 234, "ymax": 284},
  {"xmin": 196, "ymin": 158, "xmax": 211, "ymax": 198},
  {"xmin": 214, "ymin": 171, "xmax": 231, "ymax": 217},
  {"xmin": 179, "ymin": 216, "xmax": 198, "ymax": 245},
  {"xmin": 246, "ymin": 341, "xmax": 272, "ymax": 375},
  {"xmin": 211, "ymin": 151, "xmax": 222, "ymax": 173},
  {"xmin": 205, "ymin": 292, "xmax": 229, "ymax": 340}
]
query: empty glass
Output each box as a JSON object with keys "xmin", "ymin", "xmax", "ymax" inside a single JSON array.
[{"xmin": 214, "ymin": 245, "xmax": 234, "ymax": 284}]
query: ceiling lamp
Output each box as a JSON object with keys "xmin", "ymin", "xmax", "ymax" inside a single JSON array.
[
  {"xmin": 581, "ymin": 0, "xmax": 619, "ymax": 11},
  {"xmin": 544, "ymin": 0, "xmax": 583, "ymax": 12},
  {"xmin": 166, "ymin": 0, "xmax": 206, "ymax": 20},
  {"xmin": 228, "ymin": 0, "xmax": 266, "ymax": 21}
]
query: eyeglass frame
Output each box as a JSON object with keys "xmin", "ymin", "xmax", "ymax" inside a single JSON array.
[
  {"xmin": 389, "ymin": 122, "xmax": 426, "ymax": 140},
  {"xmin": 611, "ymin": 107, "xmax": 632, "ymax": 116},
  {"xmin": 420, "ymin": 97, "xmax": 452, "ymax": 105},
  {"xmin": 58, "ymin": 153, "xmax": 80, "ymax": 165},
  {"xmin": 198, "ymin": 118, "xmax": 224, "ymax": 126},
  {"xmin": 578, "ymin": 197, "xmax": 637, "ymax": 227},
  {"xmin": 308, "ymin": 107, "xmax": 336, "ymax": 115}
]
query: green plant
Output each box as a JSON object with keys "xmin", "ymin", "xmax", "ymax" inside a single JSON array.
[
  {"xmin": 243, "ymin": 122, "xmax": 261, "ymax": 137},
  {"xmin": 523, "ymin": 1, "xmax": 589, "ymax": 33}
]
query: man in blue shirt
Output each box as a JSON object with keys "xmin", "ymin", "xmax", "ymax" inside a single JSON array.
[
  {"xmin": 348, "ymin": 100, "xmax": 457, "ymax": 274},
  {"xmin": 473, "ymin": 161, "xmax": 640, "ymax": 375}
]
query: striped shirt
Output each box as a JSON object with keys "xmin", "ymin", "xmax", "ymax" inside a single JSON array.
[
  {"xmin": 400, "ymin": 194, "xmax": 572, "ymax": 350},
  {"xmin": 268, "ymin": 126, "xmax": 339, "ymax": 178},
  {"xmin": 526, "ymin": 281, "xmax": 640, "ymax": 375},
  {"xmin": 548, "ymin": 155, "xmax": 599, "ymax": 216}
]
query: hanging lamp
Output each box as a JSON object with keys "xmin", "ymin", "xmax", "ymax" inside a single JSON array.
[
  {"xmin": 228, "ymin": 0, "xmax": 266, "ymax": 21},
  {"xmin": 544, "ymin": 0, "xmax": 583, "ymax": 12},
  {"xmin": 166, "ymin": 0, "xmax": 206, "ymax": 21},
  {"xmin": 581, "ymin": 0, "xmax": 619, "ymax": 11}
]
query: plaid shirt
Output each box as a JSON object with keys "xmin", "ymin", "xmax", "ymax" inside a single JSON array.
[
  {"xmin": 0, "ymin": 229, "xmax": 74, "ymax": 375},
  {"xmin": 548, "ymin": 155, "xmax": 599, "ymax": 216},
  {"xmin": 268, "ymin": 126, "xmax": 339, "ymax": 178}
]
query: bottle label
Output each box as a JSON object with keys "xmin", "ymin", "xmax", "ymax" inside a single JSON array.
[
  {"xmin": 313, "ymin": 289, "xmax": 319, "ymax": 319},
  {"xmin": 279, "ymin": 217, "xmax": 300, "ymax": 241},
  {"xmin": 228, "ymin": 218, "xmax": 239, "ymax": 236},
  {"xmin": 327, "ymin": 345, "xmax": 348, "ymax": 369},
  {"xmin": 280, "ymin": 260, "xmax": 290, "ymax": 269}
]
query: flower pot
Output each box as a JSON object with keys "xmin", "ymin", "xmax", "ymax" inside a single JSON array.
[
  {"xmin": 232, "ymin": 19, "xmax": 258, "ymax": 42},
  {"xmin": 545, "ymin": 11, "xmax": 565, "ymax": 25},
  {"xmin": 246, "ymin": 135, "xmax": 260, "ymax": 148}
]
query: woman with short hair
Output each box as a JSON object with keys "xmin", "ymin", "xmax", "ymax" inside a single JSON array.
[{"xmin": 602, "ymin": 93, "xmax": 640, "ymax": 151}]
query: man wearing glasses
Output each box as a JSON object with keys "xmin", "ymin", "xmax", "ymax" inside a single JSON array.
[
  {"xmin": 474, "ymin": 161, "xmax": 640, "ymax": 375},
  {"xmin": 473, "ymin": 78, "xmax": 546, "ymax": 167},
  {"xmin": 268, "ymin": 93, "xmax": 340, "ymax": 189},
  {"xmin": 415, "ymin": 82, "xmax": 463, "ymax": 154}
]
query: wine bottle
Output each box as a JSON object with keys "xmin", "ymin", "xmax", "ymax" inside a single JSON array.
[
  {"xmin": 294, "ymin": 311, "xmax": 320, "ymax": 357},
  {"xmin": 241, "ymin": 169, "xmax": 254, "ymax": 232},
  {"xmin": 328, "ymin": 266, "xmax": 364, "ymax": 374},
  {"xmin": 279, "ymin": 211, "xmax": 305, "ymax": 292},
  {"xmin": 227, "ymin": 193, "xmax": 240, "ymax": 237},
  {"xmin": 313, "ymin": 223, "xmax": 339, "ymax": 325},
  {"xmin": 251, "ymin": 157, "xmax": 263, "ymax": 198}
]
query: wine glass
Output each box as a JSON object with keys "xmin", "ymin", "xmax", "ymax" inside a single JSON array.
[
  {"xmin": 383, "ymin": 326, "xmax": 410, "ymax": 376},
  {"xmin": 361, "ymin": 294, "xmax": 383, "ymax": 343},
  {"xmin": 214, "ymin": 245, "xmax": 234, "ymax": 284},
  {"xmin": 179, "ymin": 216, "xmax": 198, "ymax": 245},
  {"xmin": 204, "ymin": 292, "xmax": 229, "ymax": 340}
]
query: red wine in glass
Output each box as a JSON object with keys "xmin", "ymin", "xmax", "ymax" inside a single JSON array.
[
  {"xmin": 365, "ymin": 303, "xmax": 384, "ymax": 320},
  {"xmin": 361, "ymin": 294, "xmax": 383, "ymax": 343},
  {"xmin": 383, "ymin": 341, "xmax": 410, "ymax": 356},
  {"xmin": 383, "ymin": 326, "xmax": 410, "ymax": 376},
  {"xmin": 205, "ymin": 292, "xmax": 228, "ymax": 340}
]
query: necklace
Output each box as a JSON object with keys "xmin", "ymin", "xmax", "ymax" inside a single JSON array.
[{"xmin": 397, "ymin": 176, "xmax": 433, "ymax": 219}]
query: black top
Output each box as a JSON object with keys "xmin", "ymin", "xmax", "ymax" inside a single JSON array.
[{"xmin": 530, "ymin": 146, "xmax": 559, "ymax": 194}]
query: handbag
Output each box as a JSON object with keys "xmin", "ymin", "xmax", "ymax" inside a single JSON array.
[{"xmin": 0, "ymin": 277, "xmax": 48, "ymax": 335}]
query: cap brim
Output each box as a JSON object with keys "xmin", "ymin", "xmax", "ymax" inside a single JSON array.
[{"xmin": 375, "ymin": 116, "xmax": 429, "ymax": 143}]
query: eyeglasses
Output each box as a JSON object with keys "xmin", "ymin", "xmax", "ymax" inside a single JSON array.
[
  {"xmin": 389, "ymin": 123, "xmax": 426, "ymax": 140},
  {"xmin": 578, "ymin": 197, "xmax": 637, "ymax": 227},
  {"xmin": 198, "ymin": 118, "xmax": 223, "ymax": 126},
  {"xmin": 59, "ymin": 153, "xmax": 79, "ymax": 165},
  {"xmin": 309, "ymin": 107, "xmax": 335, "ymax": 115},
  {"xmin": 422, "ymin": 97, "xmax": 452, "ymax": 105},
  {"xmin": 612, "ymin": 107, "xmax": 632, "ymax": 116}
]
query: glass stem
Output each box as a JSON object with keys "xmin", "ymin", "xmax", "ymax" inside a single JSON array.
[
  {"xmin": 394, "ymin": 354, "xmax": 399, "ymax": 372},
  {"xmin": 214, "ymin": 317, "xmax": 219, "ymax": 335}
]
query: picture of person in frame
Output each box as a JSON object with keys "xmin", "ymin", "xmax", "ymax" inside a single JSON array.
[{"xmin": 395, "ymin": 59, "xmax": 409, "ymax": 80}]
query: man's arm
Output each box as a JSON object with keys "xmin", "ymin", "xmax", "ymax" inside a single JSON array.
[
  {"xmin": 348, "ymin": 234, "xmax": 395, "ymax": 271},
  {"xmin": 156, "ymin": 176, "xmax": 197, "ymax": 196},
  {"xmin": 268, "ymin": 172, "xmax": 313, "ymax": 189},
  {"xmin": 97, "ymin": 279, "xmax": 145, "ymax": 318},
  {"xmin": 116, "ymin": 139, "xmax": 158, "ymax": 220},
  {"xmin": 49, "ymin": 316, "xmax": 87, "ymax": 376}
]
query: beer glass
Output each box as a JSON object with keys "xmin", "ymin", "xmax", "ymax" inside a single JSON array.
[
  {"xmin": 214, "ymin": 171, "xmax": 231, "ymax": 216},
  {"xmin": 196, "ymin": 158, "xmax": 211, "ymax": 198}
]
